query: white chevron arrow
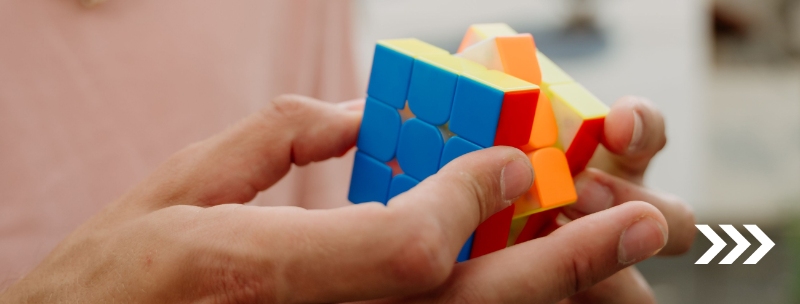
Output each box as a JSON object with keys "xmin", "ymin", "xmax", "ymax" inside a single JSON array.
[
  {"xmin": 695, "ymin": 225, "xmax": 726, "ymax": 264},
  {"xmin": 719, "ymin": 225, "xmax": 750, "ymax": 264},
  {"xmin": 743, "ymin": 225, "xmax": 775, "ymax": 264},
  {"xmin": 695, "ymin": 224, "xmax": 775, "ymax": 264}
]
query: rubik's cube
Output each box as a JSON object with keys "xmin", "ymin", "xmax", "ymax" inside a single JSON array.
[{"xmin": 348, "ymin": 24, "xmax": 610, "ymax": 262}]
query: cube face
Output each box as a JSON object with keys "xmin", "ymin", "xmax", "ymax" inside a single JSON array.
[
  {"xmin": 449, "ymin": 76, "xmax": 505, "ymax": 148},
  {"xmin": 407, "ymin": 57, "xmax": 459, "ymax": 126},
  {"xmin": 396, "ymin": 118, "xmax": 445, "ymax": 181},
  {"xmin": 348, "ymin": 151, "xmax": 393, "ymax": 204},
  {"xmin": 357, "ymin": 98, "xmax": 402, "ymax": 162}
]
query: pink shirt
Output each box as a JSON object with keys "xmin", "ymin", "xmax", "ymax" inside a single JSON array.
[{"xmin": 0, "ymin": 0, "xmax": 358, "ymax": 285}]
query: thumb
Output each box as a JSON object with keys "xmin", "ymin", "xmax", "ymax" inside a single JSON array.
[{"xmin": 407, "ymin": 201, "xmax": 668, "ymax": 303}]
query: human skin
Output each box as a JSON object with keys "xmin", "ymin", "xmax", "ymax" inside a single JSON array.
[{"xmin": 0, "ymin": 95, "xmax": 694, "ymax": 303}]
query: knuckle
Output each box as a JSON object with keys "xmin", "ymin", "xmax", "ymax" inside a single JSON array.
[
  {"xmin": 204, "ymin": 259, "xmax": 275, "ymax": 303},
  {"xmin": 558, "ymin": 249, "xmax": 598, "ymax": 297},
  {"xmin": 264, "ymin": 94, "xmax": 312, "ymax": 121},
  {"xmin": 388, "ymin": 214, "xmax": 452, "ymax": 289}
]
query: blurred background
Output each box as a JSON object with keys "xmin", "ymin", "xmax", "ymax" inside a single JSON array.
[{"xmin": 353, "ymin": 0, "xmax": 799, "ymax": 303}]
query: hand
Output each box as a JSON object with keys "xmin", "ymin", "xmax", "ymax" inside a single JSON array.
[
  {"xmin": 556, "ymin": 96, "xmax": 697, "ymax": 303},
  {"xmin": 1, "ymin": 95, "xmax": 671, "ymax": 303}
]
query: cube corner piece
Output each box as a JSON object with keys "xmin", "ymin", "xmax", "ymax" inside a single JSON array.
[{"xmin": 449, "ymin": 69, "xmax": 539, "ymax": 148}]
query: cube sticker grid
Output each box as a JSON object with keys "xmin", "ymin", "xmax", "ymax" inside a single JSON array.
[{"xmin": 349, "ymin": 24, "xmax": 610, "ymax": 261}]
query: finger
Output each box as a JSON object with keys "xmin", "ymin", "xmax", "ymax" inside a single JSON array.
[
  {"xmin": 564, "ymin": 168, "xmax": 696, "ymax": 255},
  {"xmin": 223, "ymin": 147, "xmax": 533, "ymax": 303},
  {"xmin": 388, "ymin": 146, "xmax": 534, "ymax": 255},
  {"xmin": 127, "ymin": 95, "xmax": 363, "ymax": 209},
  {"xmin": 590, "ymin": 96, "xmax": 667, "ymax": 184},
  {"xmin": 410, "ymin": 201, "xmax": 667, "ymax": 303},
  {"xmin": 565, "ymin": 267, "xmax": 655, "ymax": 304}
]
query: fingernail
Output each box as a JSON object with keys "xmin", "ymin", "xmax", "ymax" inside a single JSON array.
[
  {"xmin": 568, "ymin": 174, "xmax": 613, "ymax": 214},
  {"xmin": 501, "ymin": 158, "xmax": 533, "ymax": 202},
  {"xmin": 628, "ymin": 110, "xmax": 643, "ymax": 153},
  {"xmin": 618, "ymin": 217, "xmax": 667, "ymax": 264}
]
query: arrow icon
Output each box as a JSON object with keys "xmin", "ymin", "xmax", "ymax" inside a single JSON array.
[
  {"xmin": 718, "ymin": 225, "xmax": 750, "ymax": 264},
  {"xmin": 695, "ymin": 224, "xmax": 775, "ymax": 264},
  {"xmin": 743, "ymin": 225, "xmax": 775, "ymax": 264},
  {"xmin": 695, "ymin": 225, "xmax": 726, "ymax": 264}
]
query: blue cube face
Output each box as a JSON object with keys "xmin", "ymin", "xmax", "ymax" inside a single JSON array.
[
  {"xmin": 366, "ymin": 44, "xmax": 414, "ymax": 109},
  {"xmin": 440, "ymin": 136, "xmax": 483, "ymax": 169},
  {"xmin": 356, "ymin": 98, "xmax": 402, "ymax": 162},
  {"xmin": 448, "ymin": 76, "xmax": 505, "ymax": 147},
  {"xmin": 388, "ymin": 174, "xmax": 420, "ymax": 200},
  {"xmin": 396, "ymin": 118, "xmax": 444, "ymax": 181},
  {"xmin": 407, "ymin": 60, "xmax": 459, "ymax": 126},
  {"xmin": 348, "ymin": 151, "xmax": 393, "ymax": 204}
]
